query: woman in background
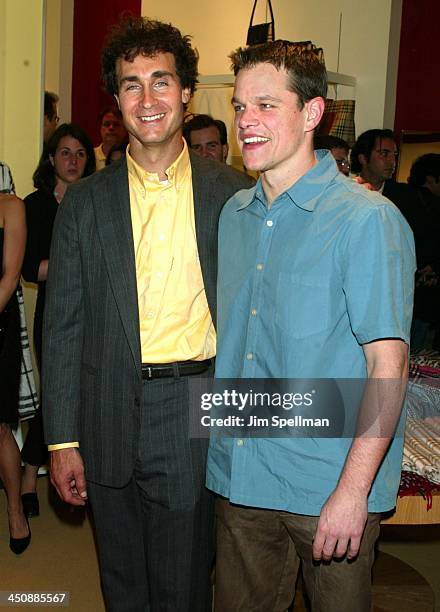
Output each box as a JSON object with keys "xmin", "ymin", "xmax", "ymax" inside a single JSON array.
[
  {"xmin": 0, "ymin": 189, "xmax": 29, "ymax": 553},
  {"xmin": 20, "ymin": 124, "xmax": 95, "ymax": 516}
]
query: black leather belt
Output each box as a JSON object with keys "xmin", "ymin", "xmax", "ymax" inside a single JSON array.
[{"xmin": 141, "ymin": 359, "xmax": 212, "ymax": 380}]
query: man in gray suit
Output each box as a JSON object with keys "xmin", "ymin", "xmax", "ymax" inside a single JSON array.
[{"xmin": 42, "ymin": 16, "xmax": 253, "ymax": 612}]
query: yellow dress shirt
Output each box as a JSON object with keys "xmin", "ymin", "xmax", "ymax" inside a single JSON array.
[{"xmin": 127, "ymin": 141, "xmax": 215, "ymax": 363}]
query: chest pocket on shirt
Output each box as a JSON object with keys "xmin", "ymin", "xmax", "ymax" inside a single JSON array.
[{"xmin": 275, "ymin": 272, "xmax": 331, "ymax": 339}]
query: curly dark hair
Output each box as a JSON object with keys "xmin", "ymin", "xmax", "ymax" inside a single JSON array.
[
  {"xmin": 101, "ymin": 16, "xmax": 198, "ymax": 97},
  {"xmin": 229, "ymin": 40, "xmax": 327, "ymax": 109},
  {"xmin": 33, "ymin": 123, "xmax": 96, "ymax": 192}
]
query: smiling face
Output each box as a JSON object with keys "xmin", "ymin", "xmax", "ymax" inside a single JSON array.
[
  {"xmin": 51, "ymin": 135, "xmax": 87, "ymax": 185},
  {"xmin": 232, "ymin": 63, "xmax": 322, "ymax": 181},
  {"xmin": 115, "ymin": 52, "xmax": 190, "ymax": 162},
  {"xmin": 189, "ymin": 125, "xmax": 228, "ymax": 163}
]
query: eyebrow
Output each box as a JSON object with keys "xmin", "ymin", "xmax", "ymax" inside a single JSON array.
[
  {"xmin": 119, "ymin": 70, "xmax": 175, "ymax": 85},
  {"xmin": 231, "ymin": 94, "xmax": 282, "ymax": 105},
  {"xmin": 58, "ymin": 147, "xmax": 86, "ymax": 152}
]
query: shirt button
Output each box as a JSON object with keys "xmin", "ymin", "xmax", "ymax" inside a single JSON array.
[
  {"xmin": 156, "ymin": 272, "xmax": 163, "ymax": 278},
  {"xmin": 266, "ymin": 220, "xmax": 273, "ymax": 227},
  {"xmin": 246, "ymin": 352, "xmax": 253, "ymax": 360},
  {"xmin": 237, "ymin": 439, "xmax": 244, "ymax": 447},
  {"xmin": 146, "ymin": 310, "xmax": 155, "ymax": 318},
  {"xmin": 256, "ymin": 264, "xmax": 263, "ymax": 271},
  {"xmin": 159, "ymin": 233, "xmax": 165, "ymax": 241},
  {"xmin": 251, "ymin": 309, "xmax": 257, "ymax": 316}
]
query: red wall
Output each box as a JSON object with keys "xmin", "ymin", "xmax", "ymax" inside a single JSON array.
[
  {"xmin": 71, "ymin": 0, "xmax": 142, "ymax": 146},
  {"xmin": 394, "ymin": 0, "xmax": 440, "ymax": 138}
]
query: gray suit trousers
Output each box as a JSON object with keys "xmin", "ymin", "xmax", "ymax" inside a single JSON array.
[{"xmin": 87, "ymin": 374, "xmax": 215, "ymax": 612}]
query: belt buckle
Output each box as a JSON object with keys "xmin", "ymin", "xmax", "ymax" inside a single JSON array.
[{"xmin": 146, "ymin": 366, "xmax": 153, "ymax": 379}]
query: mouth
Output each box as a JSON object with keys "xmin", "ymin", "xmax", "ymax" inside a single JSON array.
[
  {"xmin": 242, "ymin": 136, "xmax": 270, "ymax": 145},
  {"xmin": 139, "ymin": 113, "xmax": 165, "ymax": 122}
]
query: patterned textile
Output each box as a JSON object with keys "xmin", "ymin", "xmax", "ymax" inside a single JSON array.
[
  {"xmin": 410, "ymin": 349, "xmax": 440, "ymax": 380},
  {"xmin": 16, "ymin": 286, "xmax": 39, "ymax": 420},
  {"xmin": 403, "ymin": 416, "xmax": 440, "ymax": 484},
  {"xmin": 398, "ymin": 470, "xmax": 439, "ymax": 511},
  {"xmin": 0, "ymin": 162, "xmax": 15, "ymax": 193},
  {"xmin": 318, "ymin": 99, "xmax": 356, "ymax": 147},
  {"xmin": 0, "ymin": 161, "xmax": 38, "ymax": 421}
]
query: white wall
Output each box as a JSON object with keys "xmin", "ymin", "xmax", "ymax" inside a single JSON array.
[
  {"xmin": 45, "ymin": 0, "xmax": 74, "ymax": 124},
  {"xmin": 0, "ymin": 0, "xmax": 45, "ymax": 197},
  {"xmin": 142, "ymin": 0, "xmax": 399, "ymax": 136}
]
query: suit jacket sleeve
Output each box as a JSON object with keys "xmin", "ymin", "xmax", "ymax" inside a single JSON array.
[{"xmin": 42, "ymin": 187, "xmax": 84, "ymax": 445}]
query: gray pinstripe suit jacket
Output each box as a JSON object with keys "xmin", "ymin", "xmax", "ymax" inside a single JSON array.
[{"xmin": 42, "ymin": 151, "xmax": 254, "ymax": 486}]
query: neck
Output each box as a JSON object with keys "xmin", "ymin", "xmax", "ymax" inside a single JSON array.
[
  {"xmin": 101, "ymin": 142, "xmax": 112, "ymax": 157},
  {"xmin": 54, "ymin": 179, "xmax": 67, "ymax": 203},
  {"xmin": 129, "ymin": 135, "xmax": 184, "ymax": 181},
  {"xmin": 361, "ymin": 170, "xmax": 384, "ymax": 191},
  {"xmin": 262, "ymin": 149, "xmax": 317, "ymax": 208}
]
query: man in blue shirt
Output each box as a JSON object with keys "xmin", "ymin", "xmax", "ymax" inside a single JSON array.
[{"xmin": 206, "ymin": 41, "xmax": 415, "ymax": 612}]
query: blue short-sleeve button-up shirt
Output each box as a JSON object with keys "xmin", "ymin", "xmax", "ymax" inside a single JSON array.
[{"xmin": 206, "ymin": 151, "xmax": 416, "ymax": 515}]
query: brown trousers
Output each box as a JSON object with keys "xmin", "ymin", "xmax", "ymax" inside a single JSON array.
[{"xmin": 214, "ymin": 498, "xmax": 381, "ymax": 612}]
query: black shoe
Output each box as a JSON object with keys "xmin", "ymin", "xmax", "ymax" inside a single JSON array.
[
  {"xmin": 21, "ymin": 493, "xmax": 39, "ymax": 518},
  {"xmin": 9, "ymin": 519, "xmax": 31, "ymax": 555}
]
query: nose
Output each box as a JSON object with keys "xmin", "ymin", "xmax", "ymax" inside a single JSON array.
[
  {"xmin": 141, "ymin": 86, "xmax": 156, "ymax": 109},
  {"xmin": 237, "ymin": 106, "xmax": 258, "ymax": 130},
  {"xmin": 200, "ymin": 146, "xmax": 211, "ymax": 159}
]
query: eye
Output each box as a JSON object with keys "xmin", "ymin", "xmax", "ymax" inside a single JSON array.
[
  {"xmin": 77, "ymin": 150, "xmax": 87, "ymax": 159},
  {"xmin": 154, "ymin": 80, "xmax": 168, "ymax": 89},
  {"xmin": 233, "ymin": 104, "xmax": 244, "ymax": 113},
  {"xmin": 59, "ymin": 150, "xmax": 69, "ymax": 157},
  {"xmin": 124, "ymin": 82, "xmax": 141, "ymax": 92},
  {"xmin": 260, "ymin": 103, "xmax": 274, "ymax": 109}
]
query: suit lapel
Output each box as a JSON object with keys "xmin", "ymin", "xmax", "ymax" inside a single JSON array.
[
  {"xmin": 190, "ymin": 152, "xmax": 220, "ymax": 324},
  {"xmin": 92, "ymin": 160, "xmax": 142, "ymax": 373}
]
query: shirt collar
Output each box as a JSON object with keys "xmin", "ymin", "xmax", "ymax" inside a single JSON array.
[
  {"xmin": 237, "ymin": 150, "xmax": 339, "ymax": 212},
  {"xmin": 126, "ymin": 138, "xmax": 190, "ymax": 190}
]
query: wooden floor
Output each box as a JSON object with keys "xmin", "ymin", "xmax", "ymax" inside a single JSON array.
[{"xmin": 1, "ymin": 477, "xmax": 439, "ymax": 611}]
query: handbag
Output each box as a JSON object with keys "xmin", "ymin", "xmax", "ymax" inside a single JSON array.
[{"xmin": 246, "ymin": 0, "xmax": 275, "ymax": 46}]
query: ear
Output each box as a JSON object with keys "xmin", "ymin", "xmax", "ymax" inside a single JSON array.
[
  {"xmin": 222, "ymin": 143, "xmax": 229, "ymax": 163},
  {"xmin": 181, "ymin": 87, "xmax": 191, "ymax": 105},
  {"xmin": 304, "ymin": 97, "xmax": 325, "ymax": 132},
  {"xmin": 114, "ymin": 93, "xmax": 121, "ymax": 110}
]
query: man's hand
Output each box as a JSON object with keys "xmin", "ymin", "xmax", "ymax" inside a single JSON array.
[
  {"xmin": 50, "ymin": 447, "xmax": 87, "ymax": 506},
  {"xmin": 312, "ymin": 484, "xmax": 368, "ymax": 562}
]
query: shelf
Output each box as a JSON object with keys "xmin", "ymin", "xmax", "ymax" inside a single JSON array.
[{"xmin": 198, "ymin": 71, "xmax": 356, "ymax": 87}]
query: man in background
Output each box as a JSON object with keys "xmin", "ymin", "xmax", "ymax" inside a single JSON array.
[
  {"xmin": 350, "ymin": 128, "xmax": 397, "ymax": 191},
  {"xmin": 43, "ymin": 91, "xmax": 59, "ymax": 144},
  {"xmin": 94, "ymin": 106, "xmax": 127, "ymax": 170},
  {"xmin": 183, "ymin": 113, "xmax": 229, "ymax": 163},
  {"xmin": 409, "ymin": 153, "xmax": 440, "ymax": 199},
  {"xmin": 314, "ymin": 134, "xmax": 350, "ymax": 176}
]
